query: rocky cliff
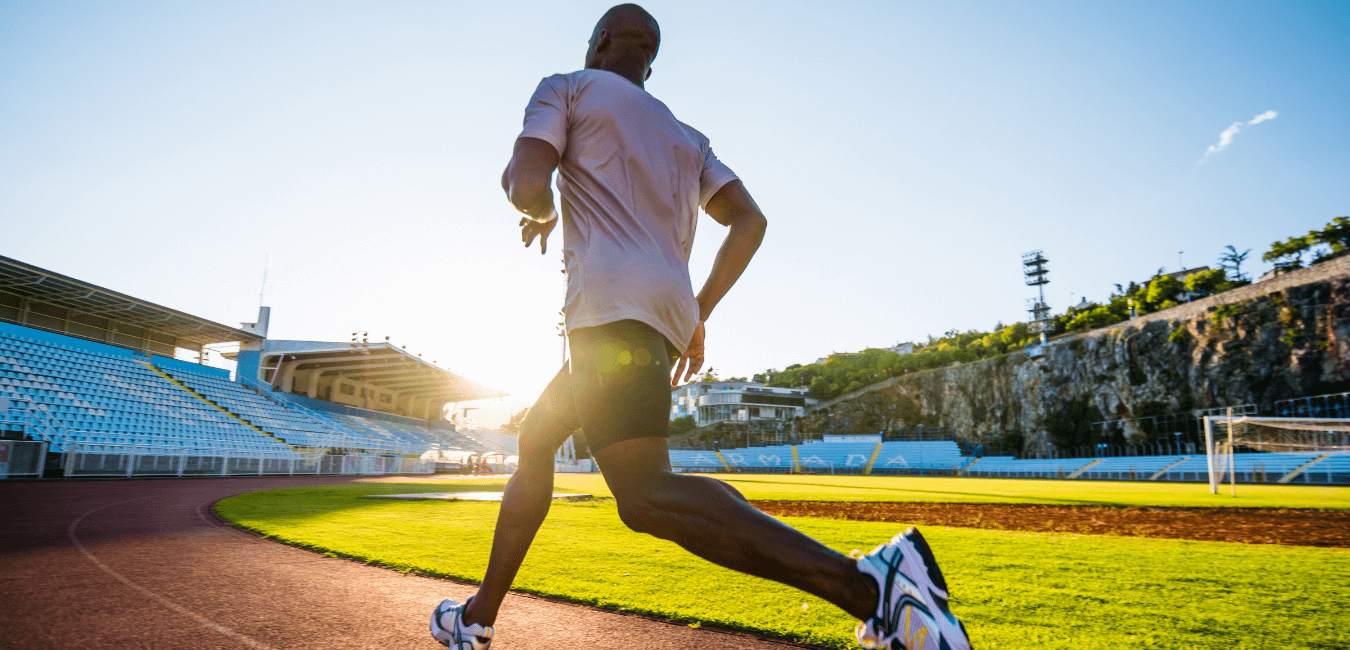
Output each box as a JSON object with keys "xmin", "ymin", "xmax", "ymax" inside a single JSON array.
[{"xmin": 804, "ymin": 261, "xmax": 1350, "ymax": 455}]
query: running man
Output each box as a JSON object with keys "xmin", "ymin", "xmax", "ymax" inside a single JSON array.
[{"xmin": 431, "ymin": 5, "xmax": 971, "ymax": 649}]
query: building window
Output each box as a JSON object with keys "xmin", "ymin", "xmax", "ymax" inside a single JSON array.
[{"xmin": 339, "ymin": 383, "xmax": 355, "ymax": 396}]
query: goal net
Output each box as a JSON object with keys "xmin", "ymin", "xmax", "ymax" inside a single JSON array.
[{"xmin": 1204, "ymin": 415, "xmax": 1350, "ymax": 493}]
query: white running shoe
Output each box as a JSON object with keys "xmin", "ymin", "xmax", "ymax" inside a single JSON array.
[
  {"xmin": 430, "ymin": 597, "xmax": 494, "ymax": 650},
  {"xmin": 853, "ymin": 527, "xmax": 971, "ymax": 650}
]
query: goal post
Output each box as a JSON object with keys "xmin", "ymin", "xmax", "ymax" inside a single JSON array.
[{"xmin": 1204, "ymin": 414, "xmax": 1350, "ymax": 494}]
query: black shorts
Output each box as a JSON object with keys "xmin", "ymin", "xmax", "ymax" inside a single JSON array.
[{"xmin": 527, "ymin": 320, "xmax": 680, "ymax": 454}]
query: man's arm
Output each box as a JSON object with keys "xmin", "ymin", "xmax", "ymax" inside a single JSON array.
[
  {"xmin": 697, "ymin": 180, "xmax": 768, "ymax": 321},
  {"xmin": 672, "ymin": 180, "xmax": 767, "ymax": 385},
  {"xmin": 502, "ymin": 137, "xmax": 562, "ymax": 253}
]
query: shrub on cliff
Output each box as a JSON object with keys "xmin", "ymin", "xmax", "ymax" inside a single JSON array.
[{"xmin": 766, "ymin": 323, "xmax": 1037, "ymax": 400}]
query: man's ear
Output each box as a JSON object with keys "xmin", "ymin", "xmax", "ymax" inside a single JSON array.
[{"xmin": 645, "ymin": 66, "xmax": 653, "ymax": 81}]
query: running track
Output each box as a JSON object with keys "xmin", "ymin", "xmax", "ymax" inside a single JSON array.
[{"xmin": 0, "ymin": 477, "xmax": 814, "ymax": 649}]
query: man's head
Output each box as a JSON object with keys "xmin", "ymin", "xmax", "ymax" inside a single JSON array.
[{"xmin": 584, "ymin": 4, "xmax": 660, "ymax": 83}]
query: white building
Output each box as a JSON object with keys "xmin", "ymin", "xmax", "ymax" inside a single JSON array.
[{"xmin": 671, "ymin": 381, "xmax": 815, "ymax": 427}]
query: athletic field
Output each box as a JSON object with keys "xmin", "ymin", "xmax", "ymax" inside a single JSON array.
[{"xmin": 217, "ymin": 475, "xmax": 1349, "ymax": 649}]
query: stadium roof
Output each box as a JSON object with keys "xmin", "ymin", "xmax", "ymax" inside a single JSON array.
[
  {"xmin": 0, "ymin": 254, "xmax": 261, "ymax": 356},
  {"xmin": 261, "ymin": 340, "xmax": 507, "ymax": 406}
]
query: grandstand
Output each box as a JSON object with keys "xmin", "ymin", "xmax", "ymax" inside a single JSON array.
[
  {"xmin": 668, "ymin": 436, "xmax": 1348, "ymax": 485},
  {"xmin": 0, "ymin": 252, "xmax": 1343, "ymax": 486},
  {"xmin": 0, "ymin": 254, "xmax": 512, "ymax": 479},
  {"xmin": 796, "ymin": 440, "xmax": 878, "ymax": 473},
  {"xmin": 870, "ymin": 440, "xmax": 968, "ymax": 473}
]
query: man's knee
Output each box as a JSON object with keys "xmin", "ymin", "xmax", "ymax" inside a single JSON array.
[
  {"xmin": 517, "ymin": 435, "xmax": 554, "ymax": 461},
  {"xmin": 517, "ymin": 423, "xmax": 571, "ymax": 461},
  {"xmin": 614, "ymin": 488, "xmax": 666, "ymax": 536}
]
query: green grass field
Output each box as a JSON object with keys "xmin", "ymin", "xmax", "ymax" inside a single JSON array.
[
  {"xmin": 546, "ymin": 473, "xmax": 1350, "ymax": 509},
  {"xmin": 216, "ymin": 477, "xmax": 1350, "ymax": 649}
]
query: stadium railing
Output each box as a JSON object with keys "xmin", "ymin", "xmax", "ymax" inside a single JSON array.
[
  {"xmin": 61, "ymin": 442, "xmax": 432, "ymax": 478},
  {"xmin": 0, "ymin": 440, "xmax": 48, "ymax": 478}
]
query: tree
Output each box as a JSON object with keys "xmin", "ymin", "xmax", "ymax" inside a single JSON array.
[
  {"xmin": 1144, "ymin": 274, "xmax": 1184, "ymax": 311},
  {"xmin": 669, "ymin": 415, "xmax": 697, "ymax": 436},
  {"xmin": 1309, "ymin": 216, "xmax": 1350, "ymax": 263},
  {"xmin": 1217, "ymin": 245, "xmax": 1251, "ymax": 282},
  {"xmin": 1263, "ymin": 234, "xmax": 1312, "ymax": 269},
  {"xmin": 1183, "ymin": 268, "xmax": 1230, "ymax": 298}
]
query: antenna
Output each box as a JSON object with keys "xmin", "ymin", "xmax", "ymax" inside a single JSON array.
[{"xmin": 259, "ymin": 254, "xmax": 269, "ymax": 307}]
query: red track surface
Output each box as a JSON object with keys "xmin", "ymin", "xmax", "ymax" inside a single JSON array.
[{"xmin": 0, "ymin": 477, "xmax": 817, "ymax": 649}]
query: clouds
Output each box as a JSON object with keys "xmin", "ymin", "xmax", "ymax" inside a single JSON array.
[
  {"xmin": 1201, "ymin": 110, "xmax": 1278, "ymax": 161},
  {"xmin": 1248, "ymin": 110, "xmax": 1278, "ymax": 125}
]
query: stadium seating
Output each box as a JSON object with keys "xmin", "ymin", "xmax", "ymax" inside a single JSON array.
[
  {"xmin": 1075, "ymin": 455, "xmax": 1188, "ymax": 480},
  {"xmin": 158, "ymin": 363, "xmax": 379, "ymax": 451},
  {"xmin": 871, "ymin": 441, "xmax": 966, "ymax": 472},
  {"xmin": 459, "ymin": 427, "xmax": 519, "ymax": 455},
  {"xmin": 669, "ymin": 449, "xmax": 725, "ymax": 470},
  {"xmin": 334, "ymin": 413, "xmax": 460, "ymax": 455},
  {"xmin": 795, "ymin": 441, "xmax": 877, "ymax": 473},
  {"xmin": 964, "ymin": 456, "xmax": 1097, "ymax": 478},
  {"xmin": 247, "ymin": 378, "xmax": 509, "ymax": 456},
  {"xmin": 0, "ymin": 323, "xmax": 507, "ymax": 460},
  {"xmin": 719, "ymin": 445, "xmax": 795, "ymax": 470},
  {"xmin": 1314, "ymin": 453, "xmax": 1350, "ymax": 484},
  {"xmin": 0, "ymin": 326, "xmax": 289, "ymax": 454}
]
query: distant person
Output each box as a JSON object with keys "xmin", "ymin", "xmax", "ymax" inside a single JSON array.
[{"xmin": 430, "ymin": 5, "xmax": 971, "ymax": 649}]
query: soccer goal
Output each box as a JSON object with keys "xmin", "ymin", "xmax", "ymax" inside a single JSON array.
[{"xmin": 1204, "ymin": 411, "xmax": 1350, "ymax": 494}]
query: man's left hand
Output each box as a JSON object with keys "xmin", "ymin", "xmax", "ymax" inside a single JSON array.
[{"xmin": 672, "ymin": 320, "xmax": 706, "ymax": 386}]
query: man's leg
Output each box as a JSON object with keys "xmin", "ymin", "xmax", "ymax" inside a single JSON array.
[
  {"xmin": 461, "ymin": 364, "xmax": 578, "ymax": 628},
  {"xmin": 591, "ymin": 437, "xmax": 878, "ymax": 620}
]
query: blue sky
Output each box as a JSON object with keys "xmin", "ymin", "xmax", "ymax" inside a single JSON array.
[{"xmin": 3, "ymin": 0, "xmax": 1347, "ymax": 420}]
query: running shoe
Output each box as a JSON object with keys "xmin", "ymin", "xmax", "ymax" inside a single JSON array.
[
  {"xmin": 430, "ymin": 597, "xmax": 494, "ymax": 650},
  {"xmin": 853, "ymin": 527, "xmax": 971, "ymax": 650}
]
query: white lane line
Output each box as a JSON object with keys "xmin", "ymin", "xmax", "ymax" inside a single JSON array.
[
  {"xmin": 196, "ymin": 500, "xmax": 247, "ymax": 534},
  {"xmin": 68, "ymin": 496, "xmax": 275, "ymax": 650}
]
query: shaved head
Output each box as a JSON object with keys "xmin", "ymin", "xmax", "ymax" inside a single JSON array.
[{"xmin": 585, "ymin": 4, "xmax": 660, "ymax": 78}]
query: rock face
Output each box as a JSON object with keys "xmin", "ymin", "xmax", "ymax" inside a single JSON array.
[{"xmin": 806, "ymin": 273, "xmax": 1350, "ymax": 456}]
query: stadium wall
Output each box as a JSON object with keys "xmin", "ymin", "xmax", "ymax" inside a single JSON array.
[
  {"xmin": 151, "ymin": 355, "xmax": 230, "ymax": 380},
  {"xmin": 235, "ymin": 349, "xmax": 260, "ymax": 383},
  {"xmin": 0, "ymin": 320, "xmax": 136, "ymax": 360},
  {"xmin": 274, "ymin": 390, "xmax": 451, "ymax": 430},
  {"xmin": 806, "ymin": 269, "xmax": 1350, "ymax": 455}
]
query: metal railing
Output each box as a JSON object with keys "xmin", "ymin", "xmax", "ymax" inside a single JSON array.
[
  {"xmin": 0, "ymin": 440, "xmax": 48, "ymax": 478},
  {"xmin": 1275, "ymin": 392, "xmax": 1350, "ymax": 419},
  {"xmin": 63, "ymin": 442, "xmax": 433, "ymax": 478},
  {"xmin": 2, "ymin": 398, "xmax": 75, "ymax": 451}
]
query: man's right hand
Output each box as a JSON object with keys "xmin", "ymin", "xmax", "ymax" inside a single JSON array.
[
  {"xmin": 520, "ymin": 216, "xmax": 556, "ymax": 254},
  {"xmin": 672, "ymin": 320, "xmax": 706, "ymax": 386}
]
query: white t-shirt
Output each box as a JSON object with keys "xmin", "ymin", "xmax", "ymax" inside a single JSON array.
[{"xmin": 517, "ymin": 69, "xmax": 739, "ymax": 354}]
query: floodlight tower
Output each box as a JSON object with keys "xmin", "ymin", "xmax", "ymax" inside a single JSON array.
[{"xmin": 1022, "ymin": 250, "xmax": 1052, "ymax": 353}]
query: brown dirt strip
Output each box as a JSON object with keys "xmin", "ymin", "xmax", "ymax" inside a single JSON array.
[
  {"xmin": 0, "ymin": 477, "xmax": 824, "ymax": 650},
  {"xmin": 750, "ymin": 500, "xmax": 1350, "ymax": 548}
]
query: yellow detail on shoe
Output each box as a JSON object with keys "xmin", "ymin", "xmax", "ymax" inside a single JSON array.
[{"xmin": 902, "ymin": 607, "xmax": 928, "ymax": 649}]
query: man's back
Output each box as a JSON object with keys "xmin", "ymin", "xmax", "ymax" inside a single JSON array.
[{"xmin": 519, "ymin": 68, "xmax": 737, "ymax": 352}]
